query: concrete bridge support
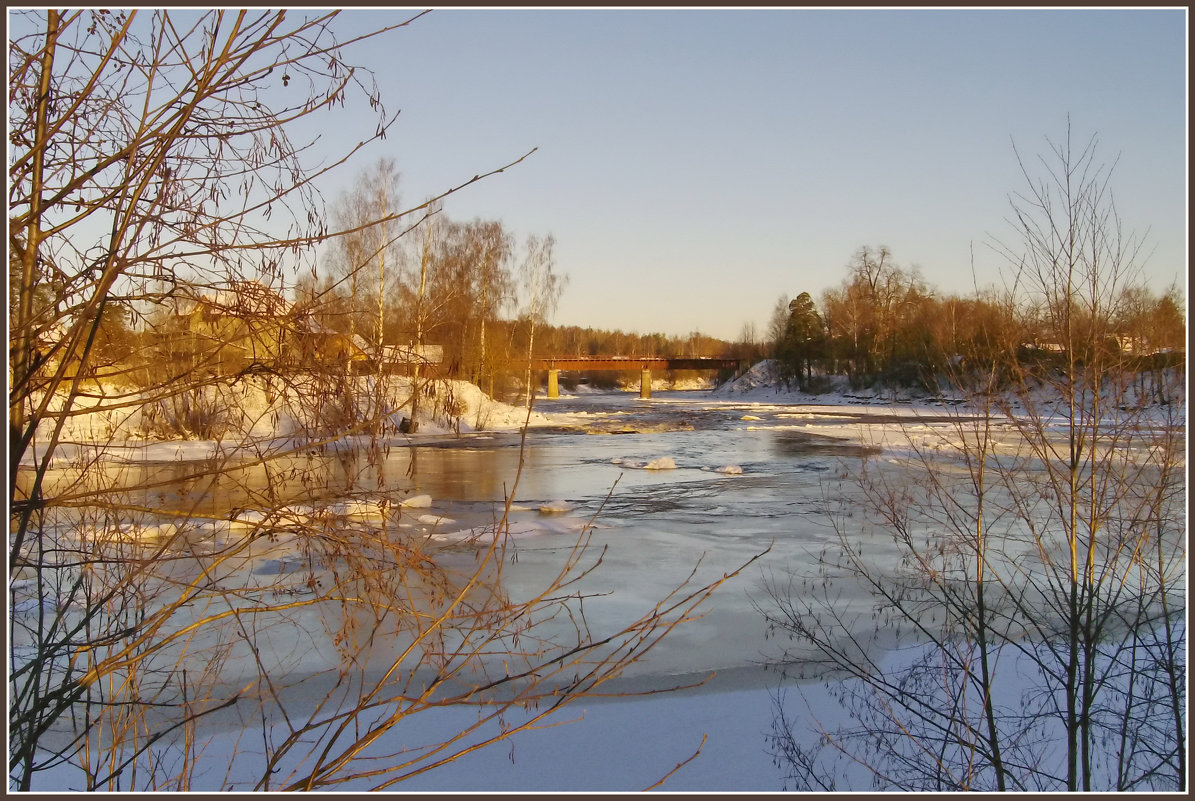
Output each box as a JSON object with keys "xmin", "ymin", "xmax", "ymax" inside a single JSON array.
[
  {"xmin": 640, "ymin": 369, "xmax": 651, "ymax": 399},
  {"xmin": 547, "ymin": 369, "xmax": 559, "ymax": 399}
]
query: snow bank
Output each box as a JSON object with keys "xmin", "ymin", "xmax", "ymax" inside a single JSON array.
[
  {"xmin": 710, "ymin": 360, "xmax": 1186, "ymax": 465},
  {"xmin": 712, "ymin": 360, "xmax": 939, "ymax": 405},
  {"xmin": 17, "ymin": 375, "xmax": 558, "ymax": 467}
]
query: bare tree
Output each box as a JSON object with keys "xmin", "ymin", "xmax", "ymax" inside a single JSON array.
[
  {"xmin": 400, "ymin": 204, "xmax": 443, "ymax": 434},
  {"xmin": 322, "ymin": 157, "xmax": 406, "ymax": 434},
  {"xmin": 10, "ymin": 13, "xmax": 410, "ymax": 786},
  {"xmin": 324, "ymin": 158, "xmax": 403, "ymax": 354},
  {"xmin": 410, "ymin": 218, "xmax": 503, "ymax": 383},
  {"xmin": 818, "ymin": 247, "xmax": 932, "ymax": 387},
  {"xmin": 10, "ymin": 9, "xmax": 746, "ymax": 791},
  {"xmin": 760, "ymin": 123, "xmax": 1185, "ymax": 792},
  {"xmin": 516, "ymin": 233, "xmax": 567, "ymax": 405},
  {"xmin": 766, "ymin": 294, "xmax": 790, "ymax": 356}
]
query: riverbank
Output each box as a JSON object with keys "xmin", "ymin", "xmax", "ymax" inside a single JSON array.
[{"xmin": 19, "ymin": 359, "xmax": 1183, "ymax": 463}]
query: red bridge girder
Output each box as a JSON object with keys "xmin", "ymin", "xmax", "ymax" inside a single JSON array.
[{"xmin": 523, "ymin": 356, "xmax": 742, "ymax": 372}]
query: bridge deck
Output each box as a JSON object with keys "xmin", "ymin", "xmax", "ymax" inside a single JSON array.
[{"xmin": 524, "ymin": 356, "xmax": 741, "ymax": 371}]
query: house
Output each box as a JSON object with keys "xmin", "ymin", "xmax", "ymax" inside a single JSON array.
[
  {"xmin": 164, "ymin": 279, "xmax": 446, "ymax": 375},
  {"xmin": 291, "ymin": 313, "xmax": 374, "ymax": 369},
  {"xmin": 167, "ymin": 280, "xmax": 291, "ymax": 374}
]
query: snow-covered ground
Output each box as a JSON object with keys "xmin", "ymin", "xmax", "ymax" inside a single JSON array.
[{"xmin": 12, "ymin": 361, "xmax": 1186, "ymax": 791}]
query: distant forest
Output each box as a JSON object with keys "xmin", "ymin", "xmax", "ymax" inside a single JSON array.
[{"xmin": 768, "ymin": 245, "xmax": 1185, "ymax": 395}]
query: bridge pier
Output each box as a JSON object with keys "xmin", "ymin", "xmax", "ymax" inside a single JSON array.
[
  {"xmin": 547, "ymin": 369, "xmax": 559, "ymax": 399},
  {"xmin": 640, "ymin": 368, "xmax": 651, "ymax": 399}
]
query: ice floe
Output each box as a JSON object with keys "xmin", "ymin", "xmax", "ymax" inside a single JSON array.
[
  {"xmin": 611, "ymin": 456, "xmax": 677, "ymax": 470},
  {"xmin": 400, "ymin": 494, "xmax": 433, "ymax": 508},
  {"xmin": 428, "ymin": 513, "xmax": 595, "ymax": 545}
]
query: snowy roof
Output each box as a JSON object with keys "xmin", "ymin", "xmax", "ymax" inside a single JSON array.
[
  {"xmin": 382, "ymin": 344, "xmax": 444, "ymax": 365},
  {"xmin": 175, "ymin": 280, "xmax": 291, "ymax": 318},
  {"xmin": 296, "ymin": 315, "xmax": 373, "ymax": 357}
]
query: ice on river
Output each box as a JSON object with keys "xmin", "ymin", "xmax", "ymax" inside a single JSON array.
[
  {"xmin": 16, "ymin": 389, "xmax": 971, "ymax": 790},
  {"xmin": 429, "ymin": 513, "xmax": 596, "ymax": 544},
  {"xmin": 612, "ymin": 455, "xmax": 677, "ymax": 470},
  {"xmin": 21, "ymin": 373, "xmax": 1180, "ymax": 792},
  {"xmin": 400, "ymin": 493, "xmax": 433, "ymax": 508}
]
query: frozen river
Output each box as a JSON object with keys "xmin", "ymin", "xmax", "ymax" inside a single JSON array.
[
  {"xmin": 17, "ymin": 387, "xmax": 986, "ymax": 791},
  {"xmin": 415, "ymin": 389, "xmax": 886, "ymax": 684},
  {"xmin": 374, "ymin": 388, "xmax": 965, "ymax": 791},
  {"xmin": 19, "ymin": 380, "xmax": 1182, "ymax": 792}
]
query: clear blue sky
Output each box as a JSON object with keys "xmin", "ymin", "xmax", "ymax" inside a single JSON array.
[{"xmin": 312, "ymin": 7, "xmax": 1186, "ymax": 341}]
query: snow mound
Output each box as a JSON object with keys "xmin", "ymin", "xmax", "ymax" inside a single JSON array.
[
  {"xmin": 19, "ymin": 374, "xmax": 559, "ymax": 467},
  {"xmin": 328, "ymin": 499, "xmax": 392, "ymax": 520},
  {"xmin": 713, "ymin": 359, "xmax": 782, "ymax": 396}
]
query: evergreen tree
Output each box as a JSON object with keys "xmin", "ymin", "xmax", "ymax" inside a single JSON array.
[{"xmin": 779, "ymin": 292, "xmax": 824, "ymax": 390}]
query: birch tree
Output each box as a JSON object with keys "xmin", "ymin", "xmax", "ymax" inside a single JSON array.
[
  {"xmin": 516, "ymin": 233, "xmax": 567, "ymax": 404},
  {"xmin": 323, "ymin": 157, "xmax": 405, "ymax": 432}
]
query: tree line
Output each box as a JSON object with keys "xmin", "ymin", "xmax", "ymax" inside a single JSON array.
[
  {"xmin": 295, "ymin": 161, "xmax": 750, "ymax": 394},
  {"xmin": 770, "ymin": 245, "xmax": 1184, "ymax": 395}
]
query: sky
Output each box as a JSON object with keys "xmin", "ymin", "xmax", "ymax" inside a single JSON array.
[{"xmin": 303, "ymin": 8, "xmax": 1184, "ymax": 341}]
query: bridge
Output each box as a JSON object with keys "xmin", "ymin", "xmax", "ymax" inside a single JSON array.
[{"xmin": 523, "ymin": 356, "xmax": 745, "ymax": 399}]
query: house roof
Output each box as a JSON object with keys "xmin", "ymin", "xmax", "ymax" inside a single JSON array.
[
  {"xmin": 296, "ymin": 314, "xmax": 373, "ymax": 357},
  {"xmin": 174, "ymin": 280, "xmax": 291, "ymax": 318}
]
